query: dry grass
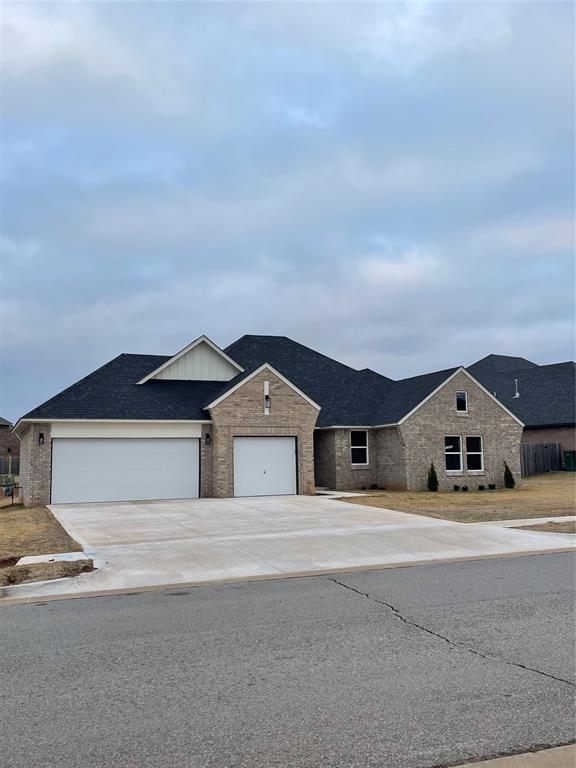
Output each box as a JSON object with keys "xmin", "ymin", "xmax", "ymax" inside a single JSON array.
[
  {"xmin": 342, "ymin": 473, "xmax": 576, "ymax": 523},
  {"xmin": 0, "ymin": 559, "xmax": 94, "ymax": 587},
  {"xmin": 0, "ymin": 505, "xmax": 82, "ymax": 561},
  {"xmin": 518, "ymin": 520, "xmax": 576, "ymax": 535}
]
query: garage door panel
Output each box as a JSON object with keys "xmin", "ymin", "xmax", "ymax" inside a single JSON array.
[
  {"xmin": 233, "ymin": 437, "xmax": 296, "ymax": 497},
  {"xmin": 51, "ymin": 438, "xmax": 199, "ymax": 503}
]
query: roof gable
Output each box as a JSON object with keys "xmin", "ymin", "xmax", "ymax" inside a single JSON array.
[
  {"xmin": 206, "ymin": 363, "xmax": 321, "ymax": 411},
  {"xmin": 137, "ymin": 336, "xmax": 243, "ymax": 384}
]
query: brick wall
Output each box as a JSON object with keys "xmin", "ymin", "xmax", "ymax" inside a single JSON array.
[
  {"xmin": 400, "ymin": 371, "xmax": 523, "ymax": 491},
  {"xmin": 20, "ymin": 423, "xmax": 52, "ymax": 506},
  {"xmin": 522, "ymin": 425, "xmax": 576, "ymax": 452},
  {"xmin": 313, "ymin": 429, "xmax": 337, "ymax": 488},
  {"xmin": 208, "ymin": 369, "xmax": 319, "ymax": 497},
  {"xmin": 200, "ymin": 424, "xmax": 213, "ymax": 498},
  {"xmin": 375, "ymin": 427, "xmax": 407, "ymax": 489},
  {"xmin": 331, "ymin": 428, "xmax": 378, "ymax": 490}
]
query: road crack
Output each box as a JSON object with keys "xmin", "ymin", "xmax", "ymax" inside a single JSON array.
[{"xmin": 327, "ymin": 577, "xmax": 575, "ymax": 687}]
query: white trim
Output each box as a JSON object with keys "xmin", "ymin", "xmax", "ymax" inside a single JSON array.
[
  {"xmin": 205, "ymin": 363, "xmax": 321, "ymax": 411},
  {"xmin": 264, "ymin": 380, "xmax": 270, "ymax": 415},
  {"xmin": 315, "ymin": 425, "xmax": 373, "ymax": 430},
  {"xmin": 373, "ymin": 423, "xmax": 398, "ymax": 429},
  {"xmin": 12, "ymin": 417, "xmax": 210, "ymax": 434},
  {"xmin": 444, "ymin": 434, "xmax": 463, "ymax": 472},
  {"xmin": 456, "ymin": 390, "xmax": 468, "ymax": 413},
  {"xmin": 397, "ymin": 368, "xmax": 525, "ymax": 427},
  {"xmin": 350, "ymin": 428, "xmax": 369, "ymax": 466},
  {"xmin": 136, "ymin": 335, "xmax": 244, "ymax": 385},
  {"xmin": 465, "ymin": 434, "xmax": 484, "ymax": 472}
]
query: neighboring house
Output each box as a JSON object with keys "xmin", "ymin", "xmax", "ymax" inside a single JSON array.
[
  {"xmin": 468, "ymin": 354, "xmax": 576, "ymax": 454},
  {"xmin": 14, "ymin": 335, "xmax": 524, "ymax": 506},
  {"xmin": 0, "ymin": 416, "xmax": 20, "ymax": 475}
]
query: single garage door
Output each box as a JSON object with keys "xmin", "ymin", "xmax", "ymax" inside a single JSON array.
[
  {"xmin": 51, "ymin": 438, "xmax": 200, "ymax": 504},
  {"xmin": 233, "ymin": 437, "xmax": 297, "ymax": 497}
]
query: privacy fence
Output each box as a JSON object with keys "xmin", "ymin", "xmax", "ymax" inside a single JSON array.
[{"xmin": 520, "ymin": 442, "xmax": 561, "ymax": 478}]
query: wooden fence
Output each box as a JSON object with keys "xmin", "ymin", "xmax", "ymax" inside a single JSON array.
[{"xmin": 520, "ymin": 442, "xmax": 562, "ymax": 477}]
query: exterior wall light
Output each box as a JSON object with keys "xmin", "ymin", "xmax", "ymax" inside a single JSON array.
[
  {"xmin": 38, "ymin": 433, "xmax": 44, "ymax": 445},
  {"xmin": 205, "ymin": 433, "xmax": 211, "ymax": 446}
]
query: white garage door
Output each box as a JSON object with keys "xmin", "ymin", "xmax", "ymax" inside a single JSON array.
[
  {"xmin": 233, "ymin": 437, "xmax": 297, "ymax": 497},
  {"xmin": 51, "ymin": 438, "xmax": 200, "ymax": 504}
]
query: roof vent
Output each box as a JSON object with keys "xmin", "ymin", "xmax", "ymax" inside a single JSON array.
[{"xmin": 513, "ymin": 378, "xmax": 520, "ymax": 398}]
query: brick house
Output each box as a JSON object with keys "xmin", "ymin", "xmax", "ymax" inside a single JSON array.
[
  {"xmin": 14, "ymin": 335, "xmax": 525, "ymax": 506},
  {"xmin": 468, "ymin": 355, "xmax": 576, "ymax": 456},
  {"xmin": 0, "ymin": 417, "xmax": 20, "ymax": 475}
]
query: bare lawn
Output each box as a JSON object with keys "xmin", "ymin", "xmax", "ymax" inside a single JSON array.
[
  {"xmin": 0, "ymin": 505, "xmax": 90, "ymax": 587},
  {"xmin": 342, "ymin": 473, "xmax": 576, "ymax": 523}
]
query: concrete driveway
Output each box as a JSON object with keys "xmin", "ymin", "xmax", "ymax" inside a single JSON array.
[{"xmin": 3, "ymin": 495, "xmax": 574, "ymax": 602}]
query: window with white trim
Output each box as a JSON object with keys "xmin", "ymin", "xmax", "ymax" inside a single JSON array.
[
  {"xmin": 466, "ymin": 436, "xmax": 484, "ymax": 471},
  {"xmin": 456, "ymin": 391, "xmax": 468, "ymax": 412},
  {"xmin": 350, "ymin": 430, "xmax": 369, "ymax": 465},
  {"xmin": 444, "ymin": 436, "xmax": 462, "ymax": 471}
]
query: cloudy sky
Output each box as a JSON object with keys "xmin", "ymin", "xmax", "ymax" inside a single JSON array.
[{"xmin": 0, "ymin": 0, "xmax": 574, "ymax": 421}]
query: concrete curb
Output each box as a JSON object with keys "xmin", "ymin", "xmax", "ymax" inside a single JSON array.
[
  {"xmin": 448, "ymin": 744, "xmax": 575, "ymax": 767},
  {"xmin": 1, "ymin": 546, "xmax": 574, "ymax": 607}
]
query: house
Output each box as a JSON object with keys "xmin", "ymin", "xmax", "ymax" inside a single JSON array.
[
  {"xmin": 14, "ymin": 335, "xmax": 524, "ymax": 506},
  {"xmin": 468, "ymin": 354, "xmax": 576, "ymax": 455},
  {"xmin": 0, "ymin": 417, "xmax": 20, "ymax": 476}
]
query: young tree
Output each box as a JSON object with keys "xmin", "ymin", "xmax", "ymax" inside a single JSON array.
[
  {"xmin": 427, "ymin": 462, "xmax": 439, "ymax": 492},
  {"xmin": 504, "ymin": 461, "xmax": 516, "ymax": 489}
]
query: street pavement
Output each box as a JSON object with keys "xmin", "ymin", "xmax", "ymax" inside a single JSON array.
[{"xmin": 1, "ymin": 553, "xmax": 575, "ymax": 768}]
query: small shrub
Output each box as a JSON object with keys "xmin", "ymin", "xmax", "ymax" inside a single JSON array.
[
  {"xmin": 488, "ymin": 484, "xmax": 496, "ymax": 490},
  {"xmin": 370, "ymin": 483, "xmax": 378, "ymax": 490},
  {"xmin": 427, "ymin": 462, "xmax": 439, "ymax": 492},
  {"xmin": 453, "ymin": 485, "xmax": 460, "ymax": 491},
  {"xmin": 478, "ymin": 485, "xmax": 485, "ymax": 491},
  {"xmin": 504, "ymin": 461, "xmax": 516, "ymax": 489},
  {"xmin": 461, "ymin": 486, "xmax": 468, "ymax": 492}
]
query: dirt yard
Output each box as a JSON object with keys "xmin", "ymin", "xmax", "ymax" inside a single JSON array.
[
  {"xmin": 342, "ymin": 473, "xmax": 576, "ymax": 523},
  {"xmin": 0, "ymin": 506, "xmax": 89, "ymax": 587}
]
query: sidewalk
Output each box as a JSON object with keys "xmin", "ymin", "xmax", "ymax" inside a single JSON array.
[{"xmin": 456, "ymin": 745, "xmax": 574, "ymax": 767}]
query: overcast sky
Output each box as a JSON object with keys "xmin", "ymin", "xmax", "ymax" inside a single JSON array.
[{"xmin": 1, "ymin": 1, "xmax": 574, "ymax": 422}]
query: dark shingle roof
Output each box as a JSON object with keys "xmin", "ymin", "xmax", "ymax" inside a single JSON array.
[
  {"xmin": 468, "ymin": 356, "xmax": 576, "ymax": 427},
  {"xmin": 225, "ymin": 335, "xmax": 457, "ymax": 427},
  {"xmin": 470, "ymin": 354, "xmax": 538, "ymax": 375},
  {"xmin": 21, "ymin": 354, "xmax": 225, "ymax": 421},
  {"xmin": 0, "ymin": 416, "xmax": 12, "ymax": 428},
  {"xmin": 20, "ymin": 335, "xmax": 462, "ymax": 428}
]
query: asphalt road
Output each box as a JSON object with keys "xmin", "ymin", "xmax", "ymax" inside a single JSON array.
[{"xmin": 1, "ymin": 553, "xmax": 575, "ymax": 768}]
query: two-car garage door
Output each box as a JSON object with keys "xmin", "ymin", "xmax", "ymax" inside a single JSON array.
[
  {"xmin": 51, "ymin": 438, "xmax": 200, "ymax": 504},
  {"xmin": 51, "ymin": 435, "xmax": 297, "ymax": 503}
]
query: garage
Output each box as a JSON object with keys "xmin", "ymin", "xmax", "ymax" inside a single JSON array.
[
  {"xmin": 233, "ymin": 436, "xmax": 297, "ymax": 497},
  {"xmin": 51, "ymin": 438, "xmax": 200, "ymax": 504}
]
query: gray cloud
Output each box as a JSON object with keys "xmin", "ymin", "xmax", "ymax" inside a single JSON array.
[{"xmin": 0, "ymin": 1, "xmax": 574, "ymax": 421}]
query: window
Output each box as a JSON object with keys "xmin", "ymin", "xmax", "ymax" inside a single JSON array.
[
  {"xmin": 350, "ymin": 430, "xmax": 368, "ymax": 465},
  {"xmin": 444, "ymin": 436, "xmax": 462, "ymax": 471},
  {"xmin": 466, "ymin": 436, "xmax": 484, "ymax": 471},
  {"xmin": 456, "ymin": 391, "xmax": 468, "ymax": 412}
]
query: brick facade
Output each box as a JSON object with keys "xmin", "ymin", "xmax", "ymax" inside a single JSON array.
[
  {"xmin": 400, "ymin": 370, "xmax": 523, "ymax": 490},
  {"xmin": 315, "ymin": 372, "xmax": 523, "ymax": 492},
  {"xmin": 20, "ymin": 423, "xmax": 52, "ymax": 506},
  {"xmin": 207, "ymin": 369, "xmax": 319, "ymax": 497}
]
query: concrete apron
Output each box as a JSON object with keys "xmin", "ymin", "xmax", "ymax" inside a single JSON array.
[{"xmin": 1, "ymin": 496, "xmax": 574, "ymax": 604}]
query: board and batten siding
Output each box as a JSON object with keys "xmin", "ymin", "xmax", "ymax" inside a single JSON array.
[{"xmin": 152, "ymin": 341, "xmax": 239, "ymax": 381}]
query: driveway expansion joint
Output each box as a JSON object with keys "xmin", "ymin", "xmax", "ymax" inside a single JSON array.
[{"xmin": 326, "ymin": 576, "xmax": 575, "ymax": 688}]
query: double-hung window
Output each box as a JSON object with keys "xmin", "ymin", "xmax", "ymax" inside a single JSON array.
[
  {"xmin": 444, "ymin": 436, "xmax": 462, "ymax": 472},
  {"xmin": 350, "ymin": 430, "xmax": 369, "ymax": 465},
  {"xmin": 466, "ymin": 436, "xmax": 484, "ymax": 471}
]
